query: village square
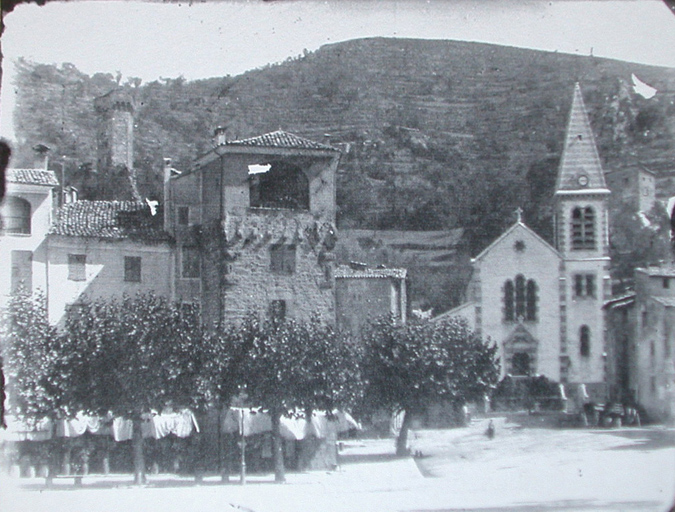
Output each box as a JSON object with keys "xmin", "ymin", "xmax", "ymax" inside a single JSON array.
[{"xmin": 1, "ymin": 2, "xmax": 675, "ymax": 512}]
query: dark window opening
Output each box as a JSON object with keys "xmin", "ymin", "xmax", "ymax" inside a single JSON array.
[
  {"xmin": 11, "ymin": 250, "xmax": 32, "ymax": 294},
  {"xmin": 504, "ymin": 280, "xmax": 514, "ymax": 321},
  {"xmin": 515, "ymin": 274, "xmax": 526, "ymax": 319},
  {"xmin": 178, "ymin": 206, "xmax": 190, "ymax": 226},
  {"xmin": 504, "ymin": 277, "xmax": 537, "ymax": 322},
  {"xmin": 1, "ymin": 196, "xmax": 31, "ymax": 235},
  {"xmin": 511, "ymin": 352, "xmax": 531, "ymax": 376},
  {"xmin": 571, "ymin": 206, "xmax": 595, "ymax": 250},
  {"xmin": 68, "ymin": 254, "xmax": 86, "ymax": 281},
  {"xmin": 270, "ymin": 299, "xmax": 287, "ymax": 324},
  {"xmin": 580, "ymin": 325, "xmax": 591, "ymax": 357},
  {"xmin": 664, "ymin": 278, "xmax": 670, "ymax": 289},
  {"xmin": 270, "ymin": 244, "xmax": 296, "ymax": 274},
  {"xmin": 182, "ymin": 246, "xmax": 200, "ymax": 278},
  {"xmin": 574, "ymin": 274, "xmax": 596, "ymax": 297},
  {"xmin": 249, "ymin": 161, "xmax": 309, "ymax": 210},
  {"xmin": 124, "ymin": 256, "xmax": 142, "ymax": 282},
  {"xmin": 525, "ymin": 279, "xmax": 537, "ymax": 321}
]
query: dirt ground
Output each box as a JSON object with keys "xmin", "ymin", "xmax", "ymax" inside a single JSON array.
[{"xmin": 1, "ymin": 416, "xmax": 674, "ymax": 512}]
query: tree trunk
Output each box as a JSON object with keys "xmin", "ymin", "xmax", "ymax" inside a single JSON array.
[
  {"xmin": 396, "ymin": 410, "xmax": 414, "ymax": 456},
  {"xmin": 271, "ymin": 410, "xmax": 286, "ymax": 483},
  {"xmin": 132, "ymin": 417, "xmax": 146, "ymax": 485},
  {"xmin": 102, "ymin": 437, "xmax": 111, "ymax": 476}
]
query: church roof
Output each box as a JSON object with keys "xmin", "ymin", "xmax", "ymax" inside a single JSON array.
[
  {"xmin": 555, "ymin": 83, "xmax": 609, "ymax": 195},
  {"xmin": 471, "ymin": 221, "xmax": 561, "ymax": 263},
  {"xmin": 50, "ymin": 200, "xmax": 170, "ymax": 241},
  {"xmin": 224, "ymin": 131, "xmax": 337, "ymax": 151},
  {"xmin": 7, "ymin": 168, "xmax": 59, "ymax": 187}
]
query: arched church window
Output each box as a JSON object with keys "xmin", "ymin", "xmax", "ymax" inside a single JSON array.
[
  {"xmin": 504, "ymin": 277, "xmax": 538, "ymax": 322},
  {"xmin": 571, "ymin": 207, "xmax": 595, "ymax": 250},
  {"xmin": 580, "ymin": 325, "xmax": 591, "ymax": 357},
  {"xmin": 526, "ymin": 279, "xmax": 537, "ymax": 321},
  {"xmin": 504, "ymin": 280, "xmax": 514, "ymax": 321},
  {"xmin": 515, "ymin": 274, "xmax": 526, "ymax": 319},
  {"xmin": 1, "ymin": 196, "xmax": 31, "ymax": 235}
]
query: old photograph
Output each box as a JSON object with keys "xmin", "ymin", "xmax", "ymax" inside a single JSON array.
[{"xmin": 0, "ymin": 1, "xmax": 674, "ymax": 510}]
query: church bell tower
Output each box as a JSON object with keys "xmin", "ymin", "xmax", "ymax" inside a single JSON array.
[{"xmin": 554, "ymin": 83, "xmax": 611, "ymax": 395}]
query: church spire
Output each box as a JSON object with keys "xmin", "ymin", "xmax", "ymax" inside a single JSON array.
[{"xmin": 554, "ymin": 83, "xmax": 609, "ymax": 195}]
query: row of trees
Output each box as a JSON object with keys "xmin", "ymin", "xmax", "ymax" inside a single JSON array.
[{"xmin": 1, "ymin": 292, "xmax": 499, "ymax": 484}]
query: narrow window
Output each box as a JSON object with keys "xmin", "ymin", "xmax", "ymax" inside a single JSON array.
[
  {"xmin": 270, "ymin": 245, "xmax": 296, "ymax": 275},
  {"xmin": 181, "ymin": 246, "xmax": 200, "ymax": 278},
  {"xmin": 270, "ymin": 299, "xmax": 287, "ymax": 324},
  {"xmin": 177, "ymin": 206, "xmax": 189, "ymax": 226},
  {"xmin": 526, "ymin": 279, "xmax": 537, "ymax": 321},
  {"xmin": 575, "ymin": 274, "xmax": 584, "ymax": 297},
  {"xmin": 515, "ymin": 274, "xmax": 526, "ymax": 319},
  {"xmin": 574, "ymin": 274, "xmax": 596, "ymax": 297},
  {"xmin": 586, "ymin": 274, "xmax": 595, "ymax": 297},
  {"xmin": 1, "ymin": 196, "xmax": 32, "ymax": 235},
  {"xmin": 124, "ymin": 256, "xmax": 142, "ymax": 282},
  {"xmin": 664, "ymin": 278, "xmax": 670, "ymax": 289},
  {"xmin": 580, "ymin": 325, "xmax": 591, "ymax": 357},
  {"xmin": 571, "ymin": 206, "xmax": 595, "ymax": 250},
  {"xmin": 68, "ymin": 254, "xmax": 86, "ymax": 281},
  {"xmin": 11, "ymin": 250, "xmax": 32, "ymax": 294},
  {"xmin": 504, "ymin": 280, "xmax": 514, "ymax": 321}
]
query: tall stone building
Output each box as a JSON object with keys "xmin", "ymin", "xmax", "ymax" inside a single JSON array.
[
  {"xmin": 436, "ymin": 84, "xmax": 611, "ymax": 401},
  {"xmin": 167, "ymin": 129, "xmax": 341, "ymax": 326},
  {"xmin": 93, "ymin": 89, "xmax": 139, "ymax": 201}
]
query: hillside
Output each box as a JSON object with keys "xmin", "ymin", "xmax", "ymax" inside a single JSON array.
[{"xmin": 12, "ymin": 37, "xmax": 675, "ymax": 254}]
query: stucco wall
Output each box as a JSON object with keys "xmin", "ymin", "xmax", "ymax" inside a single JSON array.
[{"xmin": 46, "ymin": 236, "xmax": 173, "ymax": 325}]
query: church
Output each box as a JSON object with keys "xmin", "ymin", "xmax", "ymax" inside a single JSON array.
[{"xmin": 437, "ymin": 84, "xmax": 611, "ymax": 402}]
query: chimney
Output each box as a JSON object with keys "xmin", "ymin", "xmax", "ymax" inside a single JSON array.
[
  {"xmin": 323, "ymin": 134, "xmax": 332, "ymax": 146},
  {"xmin": 214, "ymin": 126, "xmax": 227, "ymax": 146},
  {"xmin": 32, "ymin": 144, "xmax": 50, "ymax": 170},
  {"xmin": 63, "ymin": 186, "xmax": 78, "ymax": 204},
  {"xmin": 163, "ymin": 158, "xmax": 172, "ymax": 232}
]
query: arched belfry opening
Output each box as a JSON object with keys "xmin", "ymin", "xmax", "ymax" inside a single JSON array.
[{"xmin": 249, "ymin": 161, "xmax": 309, "ymax": 210}]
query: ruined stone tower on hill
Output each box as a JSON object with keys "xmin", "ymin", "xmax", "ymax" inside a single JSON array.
[{"xmin": 93, "ymin": 89, "xmax": 140, "ymax": 201}]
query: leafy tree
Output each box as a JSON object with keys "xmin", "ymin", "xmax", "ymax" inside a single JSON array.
[
  {"xmin": 362, "ymin": 317, "xmax": 499, "ymax": 455},
  {"xmin": 57, "ymin": 293, "xmax": 205, "ymax": 484},
  {"xmin": 0, "ymin": 291, "xmax": 61, "ymax": 424},
  {"xmin": 237, "ymin": 314, "xmax": 362, "ymax": 483}
]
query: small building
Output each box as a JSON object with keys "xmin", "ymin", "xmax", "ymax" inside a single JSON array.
[
  {"xmin": 631, "ymin": 266, "xmax": 675, "ymax": 422},
  {"xmin": 0, "ymin": 146, "xmax": 59, "ymax": 302},
  {"xmin": 605, "ymin": 165, "xmax": 656, "ymax": 213},
  {"xmin": 46, "ymin": 199, "xmax": 173, "ymax": 325},
  {"xmin": 335, "ymin": 262, "xmax": 407, "ymax": 338}
]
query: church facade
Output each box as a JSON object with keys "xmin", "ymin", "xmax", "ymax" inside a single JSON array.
[{"xmin": 437, "ymin": 84, "xmax": 611, "ymax": 400}]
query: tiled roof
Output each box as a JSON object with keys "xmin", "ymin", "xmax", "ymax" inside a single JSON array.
[
  {"xmin": 7, "ymin": 168, "xmax": 59, "ymax": 187},
  {"xmin": 225, "ymin": 131, "xmax": 337, "ymax": 151},
  {"xmin": 335, "ymin": 265, "xmax": 407, "ymax": 279},
  {"xmin": 638, "ymin": 266, "xmax": 675, "ymax": 277},
  {"xmin": 50, "ymin": 200, "xmax": 170, "ymax": 241},
  {"xmin": 555, "ymin": 83, "xmax": 609, "ymax": 194},
  {"xmin": 652, "ymin": 296, "xmax": 675, "ymax": 307}
]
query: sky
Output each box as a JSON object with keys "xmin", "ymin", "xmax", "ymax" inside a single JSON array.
[{"xmin": 2, "ymin": 0, "xmax": 675, "ymax": 141}]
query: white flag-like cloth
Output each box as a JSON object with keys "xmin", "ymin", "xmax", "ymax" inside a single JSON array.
[
  {"xmin": 632, "ymin": 74, "xmax": 657, "ymax": 99},
  {"xmin": 221, "ymin": 408, "xmax": 360, "ymax": 440}
]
